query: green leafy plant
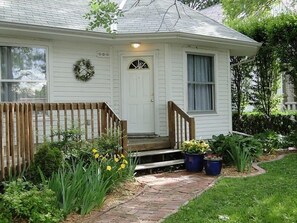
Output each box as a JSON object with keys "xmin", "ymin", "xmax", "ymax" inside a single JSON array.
[
  {"xmin": 42, "ymin": 160, "xmax": 109, "ymax": 215},
  {"xmin": 0, "ymin": 179, "xmax": 63, "ymax": 223},
  {"xmin": 181, "ymin": 139, "xmax": 209, "ymax": 154},
  {"xmin": 227, "ymin": 141, "xmax": 252, "ymax": 172},
  {"xmin": 84, "ymin": 0, "xmax": 123, "ymax": 33},
  {"xmin": 254, "ymin": 131, "xmax": 283, "ymax": 154},
  {"xmin": 95, "ymin": 129, "xmax": 122, "ymax": 155},
  {"xmin": 28, "ymin": 142, "xmax": 63, "ymax": 183}
]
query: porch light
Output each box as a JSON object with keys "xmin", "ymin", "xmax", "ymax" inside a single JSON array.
[{"xmin": 131, "ymin": 43, "xmax": 141, "ymax": 48}]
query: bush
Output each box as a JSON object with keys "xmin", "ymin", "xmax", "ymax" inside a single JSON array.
[
  {"xmin": 283, "ymin": 131, "xmax": 297, "ymax": 148},
  {"xmin": 254, "ymin": 131, "xmax": 284, "ymax": 154},
  {"xmin": 233, "ymin": 112, "xmax": 297, "ymax": 135},
  {"xmin": 209, "ymin": 134, "xmax": 263, "ymax": 171},
  {"xmin": 29, "ymin": 143, "xmax": 63, "ymax": 183},
  {"xmin": 0, "ymin": 179, "xmax": 63, "ymax": 223},
  {"xmin": 95, "ymin": 129, "xmax": 122, "ymax": 155}
]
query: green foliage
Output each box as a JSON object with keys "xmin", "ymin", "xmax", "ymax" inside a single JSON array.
[
  {"xmin": 164, "ymin": 154, "xmax": 297, "ymax": 222},
  {"xmin": 95, "ymin": 129, "xmax": 122, "ymax": 155},
  {"xmin": 227, "ymin": 141, "xmax": 252, "ymax": 172},
  {"xmin": 42, "ymin": 160, "xmax": 109, "ymax": 216},
  {"xmin": 231, "ymin": 56, "xmax": 253, "ymax": 116},
  {"xmin": 229, "ymin": 14, "xmax": 297, "ymax": 115},
  {"xmin": 181, "ymin": 139, "xmax": 210, "ymax": 154},
  {"xmin": 29, "ymin": 143, "xmax": 63, "ymax": 183},
  {"xmin": 209, "ymin": 134, "xmax": 262, "ymax": 171},
  {"xmin": 283, "ymin": 131, "xmax": 297, "ymax": 148},
  {"xmin": 84, "ymin": 0, "xmax": 123, "ymax": 33},
  {"xmin": 233, "ymin": 112, "xmax": 297, "ymax": 135},
  {"xmin": 180, "ymin": 0, "xmax": 220, "ymax": 10},
  {"xmin": 254, "ymin": 131, "xmax": 284, "ymax": 154},
  {"xmin": 51, "ymin": 128, "xmax": 93, "ymax": 165},
  {"xmin": 222, "ymin": 0, "xmax": 283, "ymax": 22},
  {"xmin": 0, "ymin": 179, "xmax": 63, "ymax": 223},
  {"xmin": 92, "ymin": 152, "xmax": 136, "ymax": 189}
]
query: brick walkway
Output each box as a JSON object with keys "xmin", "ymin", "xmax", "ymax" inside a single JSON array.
[{"xmin": 88, "ymin": 171, "xmax": 217, "ymax": 223}]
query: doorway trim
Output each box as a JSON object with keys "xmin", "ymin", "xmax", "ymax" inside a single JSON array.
[{"xmin": 120, "ymin": 50, "xmax": 159, "ymax": 135}]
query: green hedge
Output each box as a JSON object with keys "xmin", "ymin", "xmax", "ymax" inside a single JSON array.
[{"xmin": 233, "ymin": 112, "xmax": 297, "ymax": 135}]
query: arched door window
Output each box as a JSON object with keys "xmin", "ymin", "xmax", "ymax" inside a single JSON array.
[{"xmin": 128, "ymin": 59, "xmax": 149, "ymax": 70}]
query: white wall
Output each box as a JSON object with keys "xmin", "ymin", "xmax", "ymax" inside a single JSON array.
[
  {"xmin": 51, "ymin": 40, "xmax": 112, "ymax": 103},
  {"xmin": 0, "ymin": 36, "xmax": 233, "ymax": 139},
  {"xmin": 170, "ymin": 44, "xmax": 232, "ymax": 139}
]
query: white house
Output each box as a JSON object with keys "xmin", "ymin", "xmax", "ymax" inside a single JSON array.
[{"xmin": 0, "ymin": 0, "xmax": 260, "ymax": 139}]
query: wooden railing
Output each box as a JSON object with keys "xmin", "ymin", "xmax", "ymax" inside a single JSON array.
[
  {"xmin": 168, "ymin": 101, "xmax": 195, "ymax": 149},
  {"xmin": 284, "ymin": 102, "xmax": 297, "ymax": 111},
  {"xmin": 0, "ymin": 102, "xmax": 127, "ymax": 180}
]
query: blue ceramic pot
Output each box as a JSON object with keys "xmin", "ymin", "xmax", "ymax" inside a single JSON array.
[
  {"xmin": 184, "ymin": 153, "xmax": 204, "ymax": 172},
  {"xmin": 205, "ymin": 160, "xmax": 222, "ymax": 176}
]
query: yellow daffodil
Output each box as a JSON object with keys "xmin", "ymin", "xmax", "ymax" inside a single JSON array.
[
  {"xmin": 121, "ymin": 154, "xmax": 125, "ymax": 158},
  {"xmin": 92, "ymin": 149, "xmax": 98, "ymax": 153},
  {"xmin": 123, "ymin": 159, "xmax": 128, "ymax": 164},
  {"xmin": 120, "ymin": 163, "xmax": 126, "ymax": 169},
  {"xmin": 106, "ymin": 166, "xmax": 112, "ymax": 171},
  {"xmin": 114, "ymin": 157, "xmax": 119, "ymax": 163},
  {"xmin": 94, "ymin": 153, "xmax": 99, "ymax": 159}
]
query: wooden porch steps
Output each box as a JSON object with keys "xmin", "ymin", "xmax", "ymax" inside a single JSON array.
[
  {"xmin": 128, "ymin": 136, "xmax": 184, "ymax": 172},
  {"xmin": 135, "ymin": 159, "xmax": 184, "ymax": 171}
]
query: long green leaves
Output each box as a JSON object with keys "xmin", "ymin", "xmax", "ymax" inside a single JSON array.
[{"xmin": 42, "ymin": 161, "xmax": 109, "ymax": 215}]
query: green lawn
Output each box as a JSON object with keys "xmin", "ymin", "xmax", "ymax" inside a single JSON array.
[{"xmin": 164, "ymin": 154, "xmax": 297, "ymax": 223}]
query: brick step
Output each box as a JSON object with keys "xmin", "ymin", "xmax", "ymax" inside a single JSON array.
[{"xmin": 135, "ymin": 159, "xmax": 184, "ymax": 171}]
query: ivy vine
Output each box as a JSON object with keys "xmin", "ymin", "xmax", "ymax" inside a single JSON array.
[{"xmin": 73, "ymin": 59, "xmax": 95, "ymax": 82}]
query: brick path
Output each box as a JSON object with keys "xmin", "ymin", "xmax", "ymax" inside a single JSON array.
[{"xmin": 88, "ymin": 171, "xmax": 217, "ymax": 223}]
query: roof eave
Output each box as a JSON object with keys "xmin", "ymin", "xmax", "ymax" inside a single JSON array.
[{"xmin": 0, "ymin": 21, "xmax": 261, "ymax": 56}]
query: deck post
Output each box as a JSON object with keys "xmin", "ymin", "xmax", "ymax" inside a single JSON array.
[
  {"xmin": 120, "ymin": 120, "xmax": 128, "ymax": 153},
  {"xmin": 189, "ymin": 117, "xmax": 195, "ymax": 140},
  {"xmin": 168, "ymin": 101, "xmax": 176, "ymax": 148},
  {"xmin": 101, "ymin": 103, "xmax": 107, "ymax": 134}
]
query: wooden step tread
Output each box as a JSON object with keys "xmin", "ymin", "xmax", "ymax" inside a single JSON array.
[
  {"xmin": 130, "ymin": 149, "xmax": 182, "ymax": 157},
  {"xmin": 135, "ymin": 159, "xmax": 184, "ymax": 171}
]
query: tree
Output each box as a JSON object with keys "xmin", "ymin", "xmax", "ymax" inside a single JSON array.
[
  {"xmin": 231, "ymin": 57, "xmax": 253, "ymax": 116},
  {"xmin": 84, "ymin": 0, "xmax": 123, "ymax": 32},
  {"xmin": 179, "ymin": 0, "xmax": 220, "ymax": 10}
]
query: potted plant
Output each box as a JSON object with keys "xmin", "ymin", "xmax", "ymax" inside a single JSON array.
[
  {"xmin": 181, "ymin": 139, "xmax": 209, "ymax": 172},
  {"xmin": 204, "ymin": 153, "xmax": 223, "ymax": 176}
]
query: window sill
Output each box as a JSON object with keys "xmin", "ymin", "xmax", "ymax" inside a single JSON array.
[{"xmin": 188, "ymin": 111, "xmax": 218, "ymax": 117}]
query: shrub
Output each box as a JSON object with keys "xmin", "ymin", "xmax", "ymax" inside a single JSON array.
[
  {"xmin": 0, "ymin": 179, "xmax": 63, "ymax": 223},
  {"xmin": 209, "ymin": 134, "xmax": 262, "ymax": 171},
  {"xmin": 283, "ymin": 131, "xmax": 297, "ymax": 148},
  {"xmin": 233, "ymin": 112, "xmax": 297, "ymax": 135},
  {"xmin": 28, "ymin": 143, "xmax": 63, "ymax": 183},
  {"xmin": 95, "ymin": 129, "xmax": 122, "ymax": 155},
  {"xmin": 254, "ymin": 131, "xmax": 284, "ymax": 154}
]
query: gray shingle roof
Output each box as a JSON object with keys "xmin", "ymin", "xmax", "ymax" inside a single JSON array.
[
  {"xmin": 199, "ymin": 4, "xmax": 224, "ymax": 23},
  {"xmin": 0, "ymin": 0, "xmax": 257, "ymax": 44}
]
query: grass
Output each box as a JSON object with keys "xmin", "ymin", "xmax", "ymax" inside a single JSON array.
[{"xmin": 164, "ymin": 154, "xmax": 297, "ymax": 223}]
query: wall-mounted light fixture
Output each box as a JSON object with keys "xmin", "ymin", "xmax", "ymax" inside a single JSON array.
[{"xmin": 131, "ymin": 43, "xmax": 141, "ymax": 48}]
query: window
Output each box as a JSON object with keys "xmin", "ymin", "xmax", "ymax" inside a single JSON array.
[
  {"xmin": 0, "ymin": 46, "xmax": 47, "ymax": 102},
  {"xmin": 187, "ymin": 54, "xmax": 215, "ymax": 112},
  {"xmin": 129, "ymin": 59, "xmax": 149, "ymax": 70}
]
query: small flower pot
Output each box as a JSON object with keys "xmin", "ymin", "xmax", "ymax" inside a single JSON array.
[
  {"xmin": 204, "ymin": 159, "xmax": 222, "ymax": 176},
  {"xmin": 184, "ymin": 153, "xmax": 204, "ymax": 172}
]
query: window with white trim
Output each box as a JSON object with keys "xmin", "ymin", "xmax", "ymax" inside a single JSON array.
[
  {"xmin": 187, "ymin": 54, "xmax": 215, "ymax": 112},
  {"xmin": 0, "ymin": 46, "xmax": 47, "ymax": 102}
]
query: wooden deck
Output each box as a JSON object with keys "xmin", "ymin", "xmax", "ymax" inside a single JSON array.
[{"xmin": 127, "ymin": 136, "xmax": 171, "ymax": 152}]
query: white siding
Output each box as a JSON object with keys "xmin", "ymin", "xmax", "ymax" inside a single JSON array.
[
  {"xmin": 170, "ymin": 44, "xmax": 232, "ymax": 139},
  {"xmin": 51, "ymin": 40, "xmax": 112, "ymax": 103},
  {"xmin": 0, "ymin": 36, "xmax": 232, "ymax": 138}
]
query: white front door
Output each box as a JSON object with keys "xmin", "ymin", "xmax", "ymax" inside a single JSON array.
[{"xmin": 122, "ymin": 56, "xmax": 155, "ymax": 134}]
